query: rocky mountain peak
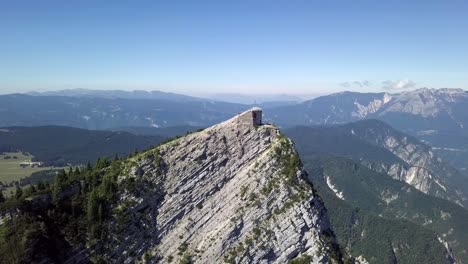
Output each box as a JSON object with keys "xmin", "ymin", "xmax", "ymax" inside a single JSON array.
[
  {"xmin": 100, "ymin": 108, "xmax": 341, "ymax": 263},
  {"xmin": 380, "ymin": 88, "xmax": 467, "ymax": 118},
  {"xmin": 409, "ymin": 87, "xmax": 465, "ymax": 95}
]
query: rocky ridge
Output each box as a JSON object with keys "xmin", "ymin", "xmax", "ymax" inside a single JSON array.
[
  {"xmin": 380, "ymin": 88, "xmax": 467, "ymax": 118},
  {"xmin": 101, "ymin": 109, "xmax": 342, "ymax": 263},
  {"xmin": 351, "ymin": 93, "xmax": 392, "ymax": 119},
  {"xmin": 347, "ymin": 120, "xmax": 468, "ymax": 207}
]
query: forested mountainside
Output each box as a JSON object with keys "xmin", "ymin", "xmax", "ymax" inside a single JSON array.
[
  {"xmin": 285, "ymin": 120, "xmax": 468, "ymax": 208},
  {"xmin": 305, "ymin": 157, "xmax": 467, "ymax": 263},
  {"xmin": 0, "ymin": 94, "xmax": 245, "ymax": 129},
  {"xmin": 284, "ymin": 120, "xmax": 468, "ymax": 263},
  {"xmin": 0, "ymin": 126, "xmax": 166, "ymax": 166},
  {"xmin": 304, "ymin": 157, "xmax": 455, "ymax": 263},
  {"xmin": 107, "ymin": 125, "xmax": 203, "ymax": 137}
]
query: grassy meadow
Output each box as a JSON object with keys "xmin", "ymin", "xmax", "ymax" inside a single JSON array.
[
  {"xmin": 0, "ymin": 152, "xmax": 51, "ymax": 183},
  {"xmin": 0, "ymin": 152, "xmax": 56, "ymax": 196}
]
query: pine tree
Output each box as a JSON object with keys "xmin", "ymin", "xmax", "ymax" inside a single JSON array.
[
  {"xmin": 86, "ymin": 161, "xmax": 92, "ymax": 171},
  {"xmin": 15, "ymin": 186, "xmax": 23, "ymax": 200},
  {"xmin": 52, "ymin": 184, "xmax": 61, "ymax": 203},
  {"xmin": 0, "ymin": 192, "xmax": 5, "ymax": 203},
  {"xmin": 95, "ymin": 157, "xmax": 110, "ymax": 170},
  {"xmin": 25, "ymin": 185, "xmax": 36, "ymax": 196},
  {"xmin": 56, "ymin": 169, "xmax": 67, "ymax": 186},
  {"xmin": 87, "ymin": 190, "xmax": 101, "ymax": 238},
  {"xmin": 87, "ymin": 190, "xmax": 99, "ymax": 223},
  {"xmin": 37, "ymin": 180, "xmax": 46, "ymax": 191},
  {"xmin": 98, "ymin": 203, "xmax": 103, "ymax": 224}
]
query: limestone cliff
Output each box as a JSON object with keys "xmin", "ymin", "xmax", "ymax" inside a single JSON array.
[
  {"xmin": 349, "ymin": 121, "xmax": 468, "ymax": 208},
  {"xmin": 100, "ymin": 108, "xmax": 342, "ymax": 263}
]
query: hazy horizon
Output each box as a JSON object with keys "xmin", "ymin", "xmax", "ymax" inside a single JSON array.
[{"xmin": 1, "ymin": 86, "xmax": 467, "ymax": 101}]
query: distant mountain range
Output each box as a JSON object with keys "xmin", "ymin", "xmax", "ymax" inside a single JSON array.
[
  {"xmin": 2, "ymin": 87, "xmax": 468, "ymax": 171},
  {"xmin": 269, "ymin": 88, "xmax": 468, "ymax": 131},
  {"xmin": 205, "ymin": 92, "xmax": 303, "ymax": 105},
  {"xmin": 27, "ymin": 88, "xmax": 204, "ymax": 102},
  {"xmin": 7, "ymin": 88, "xmax": 468, "ymax": 130},
  {"xmin": 27, "ymin": 88, "xmax": 304, "ymax": 106},
  {"xmin": 270, "ymin": 88, "xmax": 468, "ymax": 172}
]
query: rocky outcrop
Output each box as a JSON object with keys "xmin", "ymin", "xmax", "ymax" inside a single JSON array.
[
  {"xmin": 350, "ymin": 120, "xmax": 468, "ymax": 208},
  {"xmin": 101, "ymin": 109, "xmax": 341, "ymax": 263},
  {"xmin": 352, "ymin": 93, "xmax": 392, "ymax": 119}
]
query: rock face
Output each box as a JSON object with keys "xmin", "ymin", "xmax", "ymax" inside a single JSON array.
[
  {"xmin": 346, "ymin": 120, "xmax": 468, "ymax": 208},
  {"xmin": 104, "ymin": 108, "xmax": 341, "ymax": 263},
  {"xmin": 352, "ymin": 93, "xmax": 392, "ymax": 119}
]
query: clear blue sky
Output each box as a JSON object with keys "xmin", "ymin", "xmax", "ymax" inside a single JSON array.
[{"xmin": 1, "ymin": 0, "xmax": 467, "ymax": 95}]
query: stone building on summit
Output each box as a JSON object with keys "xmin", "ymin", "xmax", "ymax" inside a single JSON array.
[{"xmin": 237, "ymin": 107, "xmax": 262, "ymax": 127}]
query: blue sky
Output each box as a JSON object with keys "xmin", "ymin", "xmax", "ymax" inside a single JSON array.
[{"xmin": 1, "ymin": 0, "xmax": 467, "ymax": 95}]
